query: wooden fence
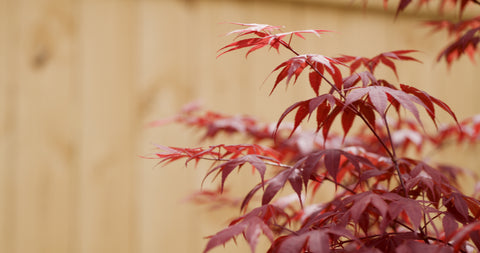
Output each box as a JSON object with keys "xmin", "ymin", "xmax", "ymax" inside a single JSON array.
[{"xmin": 1, "ymin": 0, "xmax": 478, "ymax": 252}]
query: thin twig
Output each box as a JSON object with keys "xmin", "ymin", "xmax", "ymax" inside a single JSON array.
[
  {"xmin": 199, "ymin": 156, "xmax": 290, "ymax": 168},
  {"xmin": 425, "ymin": 236, "xmax": 467, "ymax": 253},
  {"xmin": 394, "ymin": 219, "xmax": 415, "ymax": 232},
  {"xmin": 275, "ymin": 38, "xmax": 395, "ymax": 160},
  {"xmin": 321, "ymin": 175, "xmax": 356, "ymax": 194},
  {"xmin": 201, "ymin": 156, "xmax": 357, "ymax": 194},
  {"xmin": 383, "ymin": 116, "xmax": 408, "ymax": 197},
  {"xmin": 275, "ymin": 37, "xmax": 408, "ymax": 195}
]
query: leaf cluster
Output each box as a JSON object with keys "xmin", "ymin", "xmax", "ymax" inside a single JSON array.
[
  {"xmin": 370, "ymin": 0, "xmax": 480, "ymax": 66},
  {"xmin": 150, "ymin": 3, "xmax": 480, "ymax": 252}
]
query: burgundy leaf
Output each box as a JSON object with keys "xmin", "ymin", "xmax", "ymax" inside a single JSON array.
[
  {"xmin": 437, "ymin": 27, "xmax": 480, "ymax": 65},
  {"xmin": 204, "ymin": 205, "xmax": 285, "ymax": 253},
  {"xmin": 388, "ymin": 197, "xmax": 423, "ymax": 229},
  {"xmin": 302, "ymin": 149, "xmax": 375, "ymax": 185},
  {"xmin": 347, "ymin": 191, "xmax": 389, "ymax": 224},
  {"xmin": 364, "ymin": 232, "xmax": 420, "ymax": 251},
  {"xmin": 307, "ymin": 54, "xmax": 345, "ymax": 91},
  {"xmin": 366, "ymin": 0, "xmax": 474, "ymax": 16},
  {"xmin": 341, "ymin": 105, "xmax": 357, "ymax": 138},
  {"xmin": 400, "ymin": 84, "xmax": 459, "ymax": 126},
  {"xmin": 315, "ymin": 100, "xmax": 331, "ymax": 131},
  {"xmin": 203, "ymin": 219, "xmax": 247, "ymax": 253},
  {"xmin": 470, "ymin": 230, "xmax": 480, "ymax": 252},
  {"xmin": 345, "ymin": 86, "xmax": 426, "ymax": 125},
  {"xmin": 396, "ymin": 240, "xmax": 453, "ymax": 253},
  {"xmin": 272, "ymin": 230, "xmax": 329, "ymax": 253},
  {"xmin": 262, "ymin": 170, "xmax": 291, "ymax": 205},
  {"xmin": 368, "ymin": 86, "xmax": 390, "ymax": 117},
  {"xmin": 324, "ymin": 149, "xmax": 341, "ymax": 181},
  {"xmin": 358, "ymin": 102, "xmax": 376, "ymax": 129},
  {"xmin": 219, "ymin": 23, "xmax": 330, "ymax": 58},
  {"xmin": 446, "ymin": 192, "xmax": 470, "ymax": 223},
  {"xmin": 425, "ymin": 16, "xmax": 480, "ymax": 36},
  {"xmin": 275, "ymin": 94, "xmax": 338, "ymax": 137},
  {"xmin": 202, "ymin": 152, "xmax": 279, "ymax": 192},
  {"xmin": 443, "ymin": 214, "xmax": 459, "ymax": 240},
  {"xmin": 343, "ymin": 71, "xmax": 378, "ymax": 88},
  {"xmin": 241, "ymin": 183, "xmax": 263, "ymax": 211},
  {"xmin": 270, "ymin": 56, "xmax": 308, "ymax": 94},
  {"xmin": 309, "ymin": 70, "xmax": 323, "ymax": 96},
  {"xmin": 396, "ymin": 0, "xmax": 413, "ymax": 16},
  {"xmin": 288, "ymin": 170, "xmax": 304, "ymax": 207},
  {"xmin": 321, "ymin": 105, "xmax": 343, "ymax": 142},
  {"xmin": 225, "ymin": 23, "xmax": 283, "ymax": 37},
  {"xmin": 300, "ymin": 155, "xmax": 323, "ymax": 190},
  {"xmin": 244, "ymin": 216, "xmax": 274, "ymax": 253},
  {"xmin": 339, "ymin": 50, "xmax": 420, "ymax": 77},
  {"xmin": 451, "ymin": 221, "xmax": 480, "ymax": 252},
  {"xmin": 293, "ymin": 102, "xmax": 310, "ymax": 134},
  {"xmin": 153, "ymin": 19, "xmax": 479, "ymax": 253},
  {"xmin": 270, "ymin": 54, "xmax": 344, "ymax": 95}
]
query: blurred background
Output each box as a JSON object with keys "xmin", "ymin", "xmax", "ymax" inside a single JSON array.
[{"xmin": 1, "ymin": 0, "xmax": 479, "ymax": 252}]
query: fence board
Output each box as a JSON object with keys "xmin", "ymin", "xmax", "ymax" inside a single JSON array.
[
  {"xmin": 4, "ymin": 1, "xmax": 78, "ymax": 253},
  {"xmin": 136, "ymin": 1, "xmax": 198, "ymax": 252},
  {"xmin": 77, "ymin": 1, "xmax": 137, "ymax": 252},
  {"xmin": 0, "ymin": 0, "xmax": 15, "ymax": 252}
]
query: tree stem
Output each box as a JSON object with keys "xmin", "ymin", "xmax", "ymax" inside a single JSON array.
[
  {"xmin": 275, "ymin": 37, "xmax": 406, "ymax": 194},
  {"xmin": 383, "ymin": 116, "xmax": 408, "ymax": 197}
]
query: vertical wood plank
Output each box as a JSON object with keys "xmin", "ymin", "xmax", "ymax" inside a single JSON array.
[
  {"xmin": 77, "ymin": 1, "xmax": 138, "ymax": 252},
  {"xmin": 0, "ymin": 0, "xmax": 16, "ymax": 252},
  {"xmin": 136, "ymin": 1, "xmax": 264, "ymax": 252},
  {"xmin": 136, "ymin": 1, "xmax": 203, "ymax": 252},
  {"xmin": 8, "ymin": 0, "xmax": 77, "ymax": 253},
  {"xmin": 185, "ymin": 3, "xmax": 261, "ymax": 253}
]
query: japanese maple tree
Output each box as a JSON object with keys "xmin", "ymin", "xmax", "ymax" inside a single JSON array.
[
  {"xmin": 383, "ymin": 0, "xmax": 480, "ymax": 66},
  {"xmin": 149, "ymin": 1, "xmax": 480, "ymax": 252}
]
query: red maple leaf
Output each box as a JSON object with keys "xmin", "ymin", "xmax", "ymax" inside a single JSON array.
[
  {"xmin": 337, "ymin": 50, "xmax": 420, "ymax": 78},
  {"xmin": 437, "ymin": 27, "xmax": 480, "ymax": 65},
  {"xmin": 151, "ymin": 20, "xmax": 480, "ymax": 253},
  {"xmin": 269, "ymin": 54, "xmax": 345, "ymax": 95},
  {"xmin": 218, "ymin": 23, "xmax": 330, "ymax": 58},
  {"xmin": 203, "ymin": 205, "xmax": 289, "ymax": 253},
  {"xmin": 368, "ymin": 0, "xmax": 477, "ymax": 16},
  {"xmin": 274, "ymin": 94, "xmax": 341, "ymax": 138}
]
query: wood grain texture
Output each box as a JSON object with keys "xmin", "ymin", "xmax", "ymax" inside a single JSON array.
[
  {"xmin": 0, "ymin": 0, "xmax": 15, "ymax": 252},
  {"xmin": 5, "ymin": 0, "xmax": 77, "ymax": 253},
  {"xmin": 136, "ymin": 1, "xmax": 198, "ymax": 252},
  {"xmin": 76, "ymin": 1, "xmax": 138, "ymax": 253},
  {"xmin": 0, "ymin": 0, "xmax": 478, "ymax": 253}
]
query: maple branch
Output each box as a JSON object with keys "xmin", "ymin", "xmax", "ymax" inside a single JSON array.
[
  {"xmin": 279, "ymin": 37, "xmax": 411, "ymax": 198},
  {"xmin": 275, "ymin": 38, "xmax": 396, "ymax": 167},
  {"xmin": 201, "ymin": 156, "xmax": 357, "ymax": 195},
  {"xmin": 420, "ymin": 210, "xmax": 443, "ymax": 232},
  {"xmin": 383, "ymin": 115, "xmax": 408, "ymax": 197},
  {"xmin": 424, "ymin": 236, "xmax": 467, "ymax": 253},
  {"xmin": 320, "ymin": 175, "xmax": 356, "ymax": 194},
  {"xmin": 333, "ymin": 231, "xmax": 416, "ymax": 248},
  {"xmin": 198, "ymin": 156, "xmax": 290, "ymax": 168},
  {"xmin": 273, "ymin": 223, "xmax": 299, "ymax": 235},
  {"xmin": 421, "ymin": 192, "xmax": 430, "ymax": 242},
  {"xmin": 393, "ymin": 220, "xmax": 414, "ymax": 232},
  {"xmin": 157, "ymin": 23, "xmax": 480, "ymax": 253},
  {"xmin": 275, "ymin": 38, "xmax": 344, "ymax": 96}
]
